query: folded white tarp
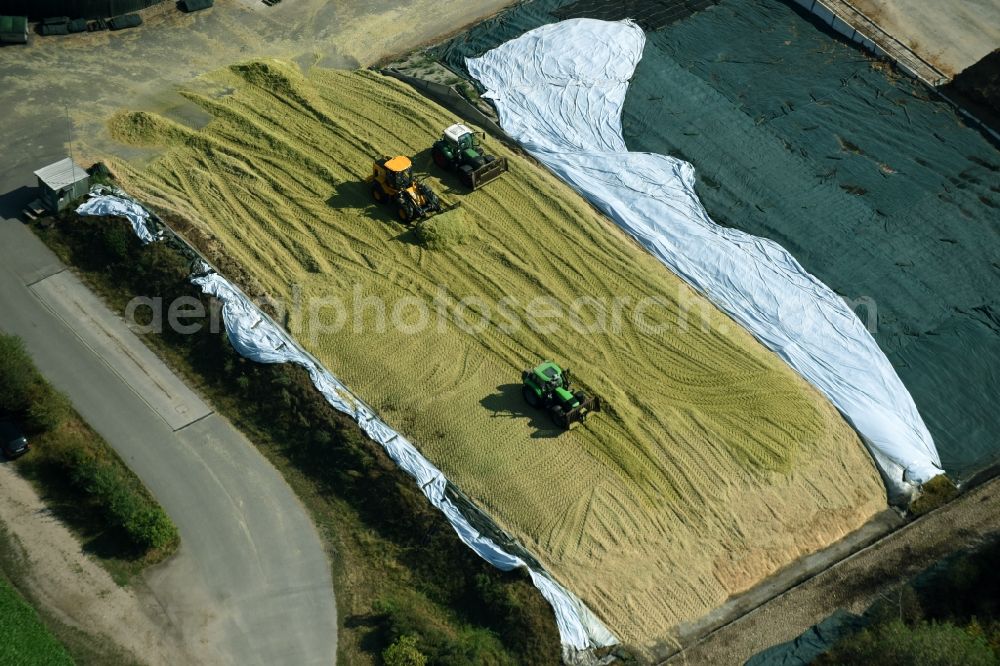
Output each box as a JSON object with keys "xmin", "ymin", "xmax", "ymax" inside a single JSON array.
[
  {"xmin": 466, "ymin": 19, "xmax": 942, "ymax": 497},
  {"xmin": 75, "ymin": 194, "xmax": 617, "ymax": 656},
  {"xmin": 76, "ymin": 186, "xmax": 161, "ymax": 244}
]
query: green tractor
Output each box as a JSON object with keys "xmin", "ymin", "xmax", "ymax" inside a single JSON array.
[
  {"xmin": 521, "ymin": 361, "xmax": 602, "ymax": 429},
  {"xmin": 432, "ymin": 123, "xmax": 509, "ymax": 190}
]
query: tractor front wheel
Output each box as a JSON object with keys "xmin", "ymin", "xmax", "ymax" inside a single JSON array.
[
  {"xmin": 549, "ymin": 405, "xmax": 568, "ymax": 428},
  {"xmin": 459, "ymin": 164, "xmax": 475, "ymax": 188}
]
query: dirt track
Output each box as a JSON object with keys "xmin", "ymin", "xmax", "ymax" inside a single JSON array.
[
  {"xmin": 668, "ymin": 474, "xmax": 1000, "ymax": 664},
  {"xmin": 0, "ymin": 463, "xmax": 194, "ymax": 666}
]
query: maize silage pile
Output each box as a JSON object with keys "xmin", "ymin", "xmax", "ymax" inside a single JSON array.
[
  {"xmin": 438, "ymin": 0, "xmax": 1000, "ymax": 482},
  {"xmin": 106, "ymin": 62, "xmax": 885, "ymax": 651}
]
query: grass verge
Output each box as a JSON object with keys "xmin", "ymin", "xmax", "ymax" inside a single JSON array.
[
  {"xmin": 908, "ymin": 474, "xmax": 959, "ymax": 517},
  {"xmin": 0, "ymin": 334, "xmax": 178, "ymax": 585},
  {"xmin": 0, "ymin": 524, "xmax": 143, "ymax": 666},
  {"xmin": 0, "ymin": 570, "xmax": 74, "ymax": 666},
  {"xmin": 31, "ymin": 208, "xmax": 563, "ymax": 665}
]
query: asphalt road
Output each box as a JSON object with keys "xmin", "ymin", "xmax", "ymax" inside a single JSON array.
[{"xmin": 0, "ymin": 216, "xmax": 338, "ymax": 665}]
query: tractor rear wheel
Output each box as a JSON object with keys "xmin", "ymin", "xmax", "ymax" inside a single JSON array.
[
  {"xmin": 522, "ymin": 385, "xmax": 541, "ymax": 408},
  {"xmin": 432, "ymin": 146, "xmax": 452, "ymax": 171}
]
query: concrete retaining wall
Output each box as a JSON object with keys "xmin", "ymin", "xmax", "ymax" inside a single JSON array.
[{"xmin": 788, "ymin": 0, "xmax": 947, "ymax": 86}]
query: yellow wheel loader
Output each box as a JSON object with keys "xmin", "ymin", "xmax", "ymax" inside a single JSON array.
[{"xmin": 369, "ymin": 155, "xmax": 443, "ymax": 225}]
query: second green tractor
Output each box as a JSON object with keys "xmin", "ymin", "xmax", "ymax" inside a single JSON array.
[
  {"xmin": 432, "ymin": 123, "xmax": 508, "ymax": 190},
  {"xmin": 521, "ymin": 361, "xmax": 602, "ymax": 429}
]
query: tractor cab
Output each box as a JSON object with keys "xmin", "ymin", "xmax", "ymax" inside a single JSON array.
[
  {"xmin": 375, "ymin": 155, "xmax": 414, "ymax": 193},
  {"xmin": 443, "ymin": 123, "xmax": 480, "ymax": 155},
  {"xmin": 521, "ymin": 360, "xmax": 602, "ymax": 429},
  {"xmin": 530, "ymin": 362, "xmax": 568, "ymax": 394},
  {"xmin": 369, "ymin": 154, "xmax": 443, "ymax": 224},
  {"xmin": 432, "ymin": 124, "xmax": 509, "ymax": 189}
]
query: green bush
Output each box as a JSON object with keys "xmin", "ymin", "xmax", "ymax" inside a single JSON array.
[
  {"xmin": 67, "ymin": 448, "xmax": 178, "ymax": 552},
  {"xmin": 374, "ymin": 593, "xmax": 514, "ymax": 665},
  {"xmin": 101, "ymin": 222, "xmax": 130, "ymax": 263},
  {"xmin": 0, "ymin": 334, "xmax": 70, "ymax": 433},
  {"xmin": 383, "ymin": 634, "xmax": 427, "ymax": 666},
  {"xmin": 820, "ymin": 619, "xmax": 998, "ymax": 665},
  {"xmin": 25, "ymin": 388, "xmax": 71, "ymax": 433},
  {"xmin": 910, "ymin": 474, "xmax": 959, "ymax": 516},
  {"xmin": 0, "ymin": 335, "xmax": 33, "ymax": 411}
]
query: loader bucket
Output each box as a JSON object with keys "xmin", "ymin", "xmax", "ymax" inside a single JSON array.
[
  {"xmin": 469, "ymin": 156, "xmax": 508, "ymax": 189},
  {"xmin": 553, "ymin": 395, "xmax": 602, "ymax": 429}
]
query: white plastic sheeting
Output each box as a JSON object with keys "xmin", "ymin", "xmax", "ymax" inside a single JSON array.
[
  {"xmin": 76, "ymin": 186, "xmax": 161, "ymax": 244},
  {"xmin": 73, "ymin": 192, "xmax": 617, "ymax": 654},
  {"xmin": 466, "ymin": 18, "xmax": 942, "ymax": 497}
]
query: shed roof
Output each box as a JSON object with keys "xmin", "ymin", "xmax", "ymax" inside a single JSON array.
[{"xmin": 34, "ymin": 158, "xmax": 89, "ymax": 191}]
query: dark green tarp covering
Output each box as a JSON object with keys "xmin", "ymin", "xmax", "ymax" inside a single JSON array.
[
  {"xmin": 437, "ymin": 0, "xmax": 1000, "ymax": 480},
  {"xmin": 745, "ymin": 610, "xmax": 864, "ymax": 666},
  {"xmin": 179, "ymin": 0, "xmax": 212, "ymax": 12},
  {"xmin": 0, "ymin": 0, "xmax": 160, "ymax": 20},
  {"xmin": 553, "ymin": 0, "xmax": 717, "ymax": 31},
  {"xmin": 0, "ymin": 14, "xmax": 22, "ymax": 31}
]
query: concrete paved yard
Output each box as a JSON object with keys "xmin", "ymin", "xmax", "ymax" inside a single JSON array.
[{"xmin": 851, "ymin": 0, "xmax": 1000, "ymax": 77}]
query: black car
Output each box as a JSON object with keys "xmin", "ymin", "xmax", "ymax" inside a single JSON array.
[{"xmin": 0, "ymin": 421, "xmax": 29, "ymax": 460}]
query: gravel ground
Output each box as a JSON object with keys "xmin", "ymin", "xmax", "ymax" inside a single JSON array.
[{"xmin": 0, "ymin": 0, "xmax": 514, "ymax": 195}]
